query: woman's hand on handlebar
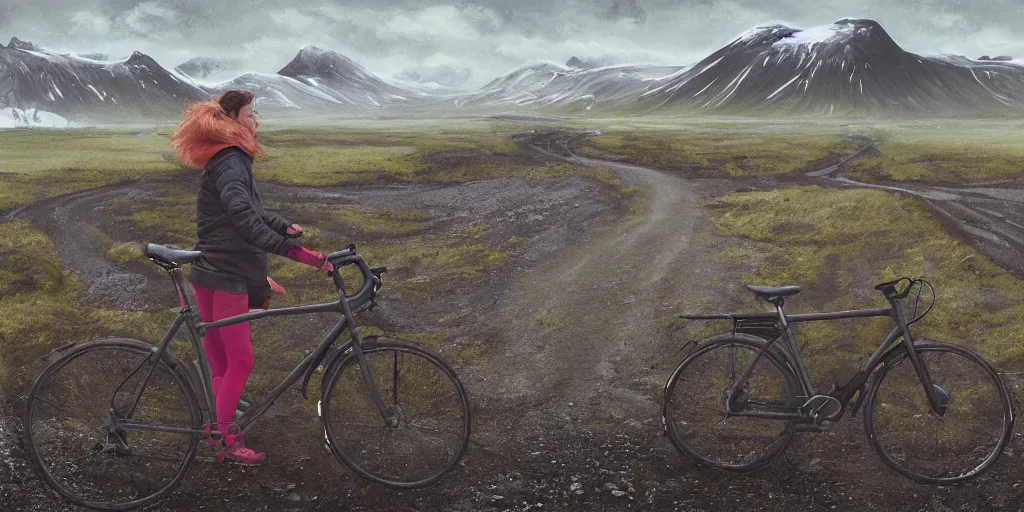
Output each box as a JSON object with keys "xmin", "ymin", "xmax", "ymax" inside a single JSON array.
[{"xmin": 287, "ymin": 246, "xmax": 335, "ymax": 273}]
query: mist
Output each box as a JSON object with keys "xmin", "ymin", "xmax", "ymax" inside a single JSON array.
[{"xmin": 1, "ymin": 0, "xmax": 1021, "ymax": 87}]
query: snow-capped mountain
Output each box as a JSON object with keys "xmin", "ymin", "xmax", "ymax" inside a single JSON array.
[
  {"xmin": 455, "ymin": 61, "xmax": 683, "ymax": 111},
  {"xmin": 0, "ymin": 38, "xmax": 210, "ymax": 119},
  {"xmin": 275, "ymin": 45, "xmax": 420, "ymax": 109},
  {"xmin": 395, "ymin": 65, "xmax": 473, "ymax": 89},
  {"xmin": 640, "ymin": 18, "xmax": 1024, "ymax": 115},
  {"xmin": 198, "ymin": 72, "xmax": 352, "ymax": 111}
]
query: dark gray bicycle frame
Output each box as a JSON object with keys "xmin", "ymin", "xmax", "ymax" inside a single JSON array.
[
  {"xmin": 681, "ymin": 287, "xmax": 946, "ymax": 423},
  {"xmin": 115, "ymin": 248, "xmax": 393, "ymax": 440}
]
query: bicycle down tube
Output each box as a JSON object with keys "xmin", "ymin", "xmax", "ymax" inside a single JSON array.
[
  {"xmin": 697, "ymin": 297, "xmax": 949, "ymax": 422},
  {"xmin": 117, "ymin": 251, "xmax": 395, "ymax": 440}
]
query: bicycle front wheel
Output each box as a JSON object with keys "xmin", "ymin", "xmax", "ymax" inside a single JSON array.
[
  {"xmin": 319, "ymin": 338, "xmax": 471, "ymax": 488},
  {"xmin": 863, "ymin": 341, "xmax": 1014, "ymax": 484},
  {"xmin": 663, "ymin": 333, "xmax": 800, "ymax": 470},
  {"xmin": 23, "ymin": 339, "xmax": 202, "ymax": 510}
]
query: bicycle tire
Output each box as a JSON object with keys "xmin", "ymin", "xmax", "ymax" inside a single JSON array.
[
  {"xmin": 23, "ymin": 338, "xmax": 202, "ymax": 510},
  {"xmin": 663, "ymin": 333, "xmax": 800, "ymax": 470},
  {"xmin": 863, "ymin": 341, "xmax": 1014, "ymax": 484},
  {"xmin": 319, "ymin": 337, "xmax": 471, "ymax": 488}
]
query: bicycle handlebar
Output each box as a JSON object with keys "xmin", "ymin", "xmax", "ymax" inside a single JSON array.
[
  {"xmin": 874, "ymin": 276, "xmax": 914, "ymax": 300},
  {"xmin": 326, "ymin": 244, "xmax": 386, "ymax": 304}
]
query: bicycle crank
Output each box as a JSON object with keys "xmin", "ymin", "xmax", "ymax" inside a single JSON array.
[{"xmin": 803, "ymin": 395, "xmax": 843, "ymax": 430}]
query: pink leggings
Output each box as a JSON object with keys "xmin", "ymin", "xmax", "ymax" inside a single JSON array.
[{"xmin": 192, "ymin": 283, "xmax": 253, "ymax": 447}]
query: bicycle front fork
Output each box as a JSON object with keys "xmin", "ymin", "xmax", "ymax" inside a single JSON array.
[{"xmin": 890, "ymin": 300, "xmax": 948, "ymax": 417}]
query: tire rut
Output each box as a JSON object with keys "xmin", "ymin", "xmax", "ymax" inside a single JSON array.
[
  {"xmin": 7, "ymin": 182, "xmax": 168, "ymax": 310},
  {"xmin": 804, "ymin": 143, "xmax": 1024, "ymax": 279}
]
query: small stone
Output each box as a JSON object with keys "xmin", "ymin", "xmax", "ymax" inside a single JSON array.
[{"xmin": 612, "ymin": 490, "xmax": 627, "ymax": 497}]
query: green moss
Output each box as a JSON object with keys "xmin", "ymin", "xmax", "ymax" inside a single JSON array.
[
  {"xmin": 0, "ymin": 124, "xmax": 616, "ymax": 216},
  {"xmin": 105, "ymin": 242, "xmax": 144, "ymax": 264},
  {"xmin": 362, "ymin": 242, "xmax": 508, "ymax": 297},
  {"xmin": 849, "ymin": 131, "xmax": 1024, "ymax": 183},
  {"xmin": 576, "ymin": 130, "xmax": 858, "ymax": 177},
  {"xmin": 0, "ymin": 220, "xmax": 179, "ymax": 394},
  {"xmin": 128, "ymin": 208, "xmax": 193, "ymax": 244},
  {"xmin": 326, "ymin": 206, "xmax": 432, "ymax": 236},
  {"xmin": 538, "ymin": 315, "xmax": 559, "ymax": 327},
  {"xmin": 708, "ymin": 186, "xmax": 1024, "ymax": 372},
  {"xmin": 715, "ymin": 246, "xmax": 760, "ymax": 264}
]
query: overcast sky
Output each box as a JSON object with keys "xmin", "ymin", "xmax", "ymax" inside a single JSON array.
[{"xmin": 2, "ymin": 0, "xmax": 1023, "ymax": 87}]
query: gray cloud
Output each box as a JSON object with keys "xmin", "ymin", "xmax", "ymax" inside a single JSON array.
[{"xmin": 2, "ymin": 0, "xmax": 1023, "ymax": 87}]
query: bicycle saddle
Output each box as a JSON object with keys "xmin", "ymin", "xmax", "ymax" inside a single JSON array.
[
  {"xmin": 144, "ymin": 243, "xmax": 202, "ymax": 265},
  {"xmin": 746, "ymin": 285, "xmax": 801, "ymax": 301}
]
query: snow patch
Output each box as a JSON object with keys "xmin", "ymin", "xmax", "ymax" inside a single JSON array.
[
  {"xmin": 86, "ymin": 84, "xmax": 105, "ymax": 100},
  {"xmin": 691, "ymin": 78, "xmax": 719, "ymax": 97},
  {"xmin": 695, "ymin": 57, "xmax": 725, "ymax": 77},
  {"xmin": 766, "ymin": 75, "xmax": 802, "ymax": 100},
  {"xmin": 0, "ymin": 108, "xmax": 69, "ymax": 128},
  {"xmin": 773, "ymin": 23, "xmax": 855, "ymax": 48}
]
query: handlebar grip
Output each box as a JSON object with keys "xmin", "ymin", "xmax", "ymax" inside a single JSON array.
[{"xmin": 874, "ymin": 277, "xmax": 915, "ymax": 300}]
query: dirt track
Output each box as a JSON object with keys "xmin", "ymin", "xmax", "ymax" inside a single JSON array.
[{"xmin": 4, "ymin": 129, "xmax": 1024, "ymax": 511}]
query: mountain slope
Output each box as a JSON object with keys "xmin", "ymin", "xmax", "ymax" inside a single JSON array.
[
  {"xmin": 276, "ymin": 45, "xmax": 420, "ymax": 109},
  {"xmin": 0, "ymin": 38, "xmax": 210, "ymax": 119},
  {"xmin": 640, "ymin": 18, "xmax": 1024, "ymax": 115},
  {"xmin": 456, "ymin": 61, "xmax": 683, "ymax": 111}
]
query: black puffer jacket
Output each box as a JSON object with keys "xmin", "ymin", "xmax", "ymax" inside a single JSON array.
[{"xmin": 188, "ymin": 146, "xmax": 298, "ymax": 306}]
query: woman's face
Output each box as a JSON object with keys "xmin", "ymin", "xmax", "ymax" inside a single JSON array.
[{"xmin": 233, "ymin": 100, "xmax": 261, "ymax": 133}]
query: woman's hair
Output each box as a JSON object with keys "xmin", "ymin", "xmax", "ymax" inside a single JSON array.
[
  {"xmin": 170, "ymin": 89, "xmax": 263, "ymax": 170},
  {"xmin": 216, "ymin": 90, "xmax": 256, "ymax": 118}
]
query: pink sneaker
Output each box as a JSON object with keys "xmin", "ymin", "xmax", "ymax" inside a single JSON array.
[{"xmin": 222, "ymin": 442, "xmax": 265, "ymax": 465}]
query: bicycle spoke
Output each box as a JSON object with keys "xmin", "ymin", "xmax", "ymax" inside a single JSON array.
[
  {"xmin": 865, "ymin": 343, "xmax": 1012, "ymax": 483},
  {"xmin": 415, "ymin": 390, "xmax": 459, "ymax": 409},
  {"xmin": 393, "ymin": 351, "xmax": 400, "ymax": 405},
  {"xmin": 664, "ymin": 335, "xmax": 798, "ymax": 470},
  {"xmin": 33, "ymin": 395, "xmax": 108, "ymax": 437},
  {"xmin": 323, "ymin": 341, "xmax": 469, "ymax": 487},
  {"xmin": 25, "ymin": 340, "xmax": 200, "ymax": 508},
  {"xmin": 68, "ymin": 446, "xmax": 104, "ymax": 464}
]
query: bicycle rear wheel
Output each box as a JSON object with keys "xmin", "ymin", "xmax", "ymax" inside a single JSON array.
[
  {"xmin": 663, "ymin": 333, "xmax": 800, "ymax": 470},
  {"xmin": 863, "ymin": 341, "xmax": 1014, "ymax": 483},
  {"xmin": 319, "ymin": 338, "xmax": 471, "ymax": 488},
  {"xmin": 23, "ymin": 339, "xmax": 202, "ymax": 510}
]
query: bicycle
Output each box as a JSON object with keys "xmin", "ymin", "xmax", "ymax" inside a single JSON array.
[
  {"xmin": 22, "ymin": 242, "xmax": 473, "ymax": 510},
  {"xmin": 662, "ymin": 277, "xmax": 1014, "ymax": 484}
]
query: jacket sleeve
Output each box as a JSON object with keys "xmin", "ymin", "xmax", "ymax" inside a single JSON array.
[
  {"xmin": 213, "ymin": 155, "xmax": 297, "ymax": 256},
  {"xmin": 264, "ymin": 211, "xmax": 291, "ymax": 236}
]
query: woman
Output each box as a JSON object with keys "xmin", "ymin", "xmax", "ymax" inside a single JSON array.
[{"xmin": 170, "ymin": 89, "xmax": 332, "ymax": 464}]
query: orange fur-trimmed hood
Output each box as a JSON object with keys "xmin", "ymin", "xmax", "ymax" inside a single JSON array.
[{"xmin": 170, "ymin": 101, "xmax": 264, "ymax": 170}]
